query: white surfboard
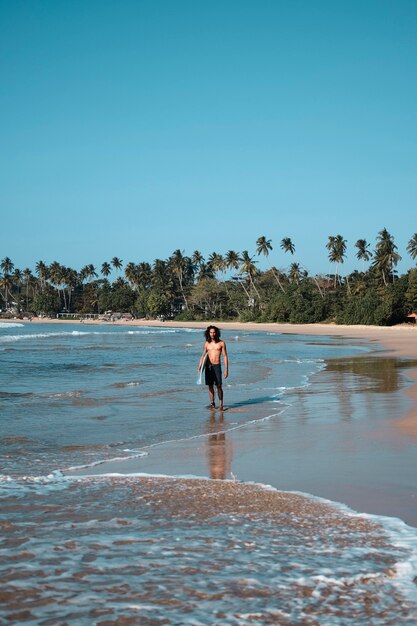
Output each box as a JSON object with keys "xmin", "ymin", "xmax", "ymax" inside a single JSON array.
[{"xmin": 197, "ymin": 352, "xmax": 208, "ymax": 385}]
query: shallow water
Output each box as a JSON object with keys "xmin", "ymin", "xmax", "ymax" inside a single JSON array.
[
  {"xmin": 2, "ymin": 476, "xmax": 417, "ymax": 625},
  {"xmin": 1, "ymin": 322, "xmax": 417, "ymax": 624},
  {"xmin": 0, "ymin": 322, "xmax": 366, "ymax": 476}
]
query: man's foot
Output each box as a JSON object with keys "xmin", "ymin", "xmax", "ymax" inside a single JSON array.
[{"xmin": 210, "ymin": 402, "xmax": 216, "ymax": 409}]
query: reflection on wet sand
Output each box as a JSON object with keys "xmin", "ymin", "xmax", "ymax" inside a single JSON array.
[
  {"xmin": 325, "ymin": 356, "xmax": 417, "ymax": 393},
  {"xmin": 292, "ymin": 356, "xmax": 417, "ymax": 425},
  {"xmin": 206, "ymin": 411, "xmax": 232, "ymax": 480}
]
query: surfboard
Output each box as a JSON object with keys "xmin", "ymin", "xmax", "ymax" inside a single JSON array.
[{"xmin": 197, "ymin": 352, "xmax": 208, "ymax": 385}]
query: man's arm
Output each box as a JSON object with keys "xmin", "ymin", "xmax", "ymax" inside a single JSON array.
[{"xmin": 222, "ymin": 342, "xmax": 228, "ymax": 379}]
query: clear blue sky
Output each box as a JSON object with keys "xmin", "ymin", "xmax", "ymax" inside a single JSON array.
[{"xmin": 1, "ymin": 0, "xmax": 416, "ymax": 277}]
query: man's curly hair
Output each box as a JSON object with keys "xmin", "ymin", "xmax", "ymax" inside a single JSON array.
[{"xmin": 204, "ymin": 325, "xmax": 221, "ymax": 342}]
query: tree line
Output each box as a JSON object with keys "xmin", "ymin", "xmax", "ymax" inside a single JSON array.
[{"xmin": 1, "ymin": 228, "xmax": 417, "ymax": 325}]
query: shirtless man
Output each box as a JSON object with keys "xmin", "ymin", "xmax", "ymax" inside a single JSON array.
[{"xmin": 197, "ymin": 325, "xmax": 228, "ymax": 410}]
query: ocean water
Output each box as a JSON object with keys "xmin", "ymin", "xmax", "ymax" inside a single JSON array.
[
  {"xmin": 1, "ymin": 321, "xmax": 417, "ymax": 625},
  {"xmin": 0, "ymin": 322, "xmax": 365, "ymax": 477}
]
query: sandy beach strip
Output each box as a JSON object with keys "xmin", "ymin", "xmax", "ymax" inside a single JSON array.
[
  {"xmin": 8, "ymin": 315, "xmax": 417, "ymax": 353},
  {"xmin": 7, "ymin": 316, "xmax": 417, "ymax": 356}
]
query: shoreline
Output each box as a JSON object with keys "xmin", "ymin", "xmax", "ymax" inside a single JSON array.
[
  {"xmin": 23, "ymin": 316, "xmax": 414, "ymax": 525},
  {"xmin": 5, "ymin": 316, "xmax": 417, "ymax": 524},
  {"xmin": 4, "ymin": 315, "xmax": 417, "ymax": 354},
  {"xmin": 5, "ymin": 317, "xmax": 417, "ymax": 436},
  {"xmin": 3, "ymin": 318, "xmax": 417, "ymax": 527}
]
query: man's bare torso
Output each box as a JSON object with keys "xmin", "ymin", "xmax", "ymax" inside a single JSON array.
[{"xmin": 205, "ymin": 340, "xmax": 225, "ymax": 365}]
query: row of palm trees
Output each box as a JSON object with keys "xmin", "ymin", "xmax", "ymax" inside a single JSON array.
[{"xmin": 1, "ymin": 229, "xmax": 417, "ymax": 316}]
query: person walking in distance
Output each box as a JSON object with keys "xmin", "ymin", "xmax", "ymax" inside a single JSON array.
[{"xmin": 198, "ymin": 325, "xmax": 228, "ymax": 410}]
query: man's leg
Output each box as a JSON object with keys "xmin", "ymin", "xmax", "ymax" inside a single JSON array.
[
  {"xmin": 208, "ymin": 384, "xmax": 215, "ymax": 407},
  {"xmin": 216, "ymin": 384, "xmax": 223, "ymax": 410}
]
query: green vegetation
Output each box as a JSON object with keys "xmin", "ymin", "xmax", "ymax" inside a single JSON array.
[{"xmin": 1, "ymin": 229, "xmax": 417, "ymax": 325}]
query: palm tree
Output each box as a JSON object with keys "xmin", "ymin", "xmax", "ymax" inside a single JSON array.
[
  {"xmin": 225, "ymin": 250, "xmax": 240, "ymax": 272},
  {"xmin": 256, "ymin": 235, "xmax": 272, "ymax": 257},
  {"xmin": 371, "ymin": 228, "xmax": 401, "ymax": 286},
  {"xmin": 124, "ymin": 262, "xmax": 138, "ymax": 287},
  {"xmin": 112, "ymin": 257, "xmax": 123, "ymax": 276},
  {"xmin": 239, "ymin": 250, "xmax": 261, "ymax": 300},
  {"xmin": 281, "ymin": 237, "xmax": 295, "ymax": 255},
  {"xmin": 191, "ymin": 250, "xmax": 204, "ymax": 274},
  {"xmin": 22, "ymin": 268, "xmax": 33, "ymax": 312},
  {"xmin": 101, "ymin": 262, "xmax": 112, "ymax": 279},
  {"xmin": 256, "ymin": 235, "xmax": 285, "ymax": 293},
  {"xmin": 224, "ymin": 250, "xmax": 249, "ymax": 298},
  {"xmin": 169, "ymin": 249, "xmax": 190, "ymax": 310},
  {"xmin": 49, "ymin": 262, "xmax": 68, "ymax": 310},
  {"xmin": 12, "ymin": 268, "xmax": 22, "ymax": 305},
  {"xmin": 65, "ymin": 268, "xmax": 78, "ymax": 311},
  {"xmin": 78, "ymin": 265, "xmax": 98, "ymax": 312},
  {"xmin": 407, "ymin": 234, "xmax": 417, "ymax": 262},
  {"xmin": 196, "ymin": 262, "xmax": 214, "ymax": 282},
  {"xmin": 151, "ymin": 259, "xmax": 174, "ymax": 316},
  {"xmin": 13, "ymin": 268, "xmax": 22, "ymax": 284},
  {"xmin": 326, "ymin": 235, "xmax": 347, "ymax": 287},
  {"xmin": 85, "ymin": 264, "xmax": 98, "ymax": 282},
  {"xmin": 137, "ymin": 262, "xmax": 152, "ymax": 289},
  {"xmin": 0, "ymin": 274, "xmax": 13, "ymax": 310},
  {"xmin": 152, "ymin": 259, "xmax": 169, "ymax": 290},
  {"xmin": 208, "ymin": 252, "xmax": 224, "ymax": 281},
  {"xmin": 355, "ymin": 239, "xmax": 373, "ymax": 264},
  {"xmin": 0, "ymin": 258, "xmax": 14, "ymax": 309},
  {"xmin": 79, "ymin": 265, "xmax": 89, "ymax": 284},
  {"xmin": 289, "ymin": 262, "xmax": 301, "ymax": 285},
  {"xmin": 35, "ymin": 260, "xmax": 49, "ymax": 292},
  {"xmin": 191, "ymin": 251, "xmax": 210, "ymax": 282},
  {"xmin": 0, "ymin": 257, "xmax": 14, "ymax": 276}
]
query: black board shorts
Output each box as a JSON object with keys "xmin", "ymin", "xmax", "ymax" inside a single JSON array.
[{"xmin": 205, "ymin": 362, "xmax": 222, "ymax": 386}]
